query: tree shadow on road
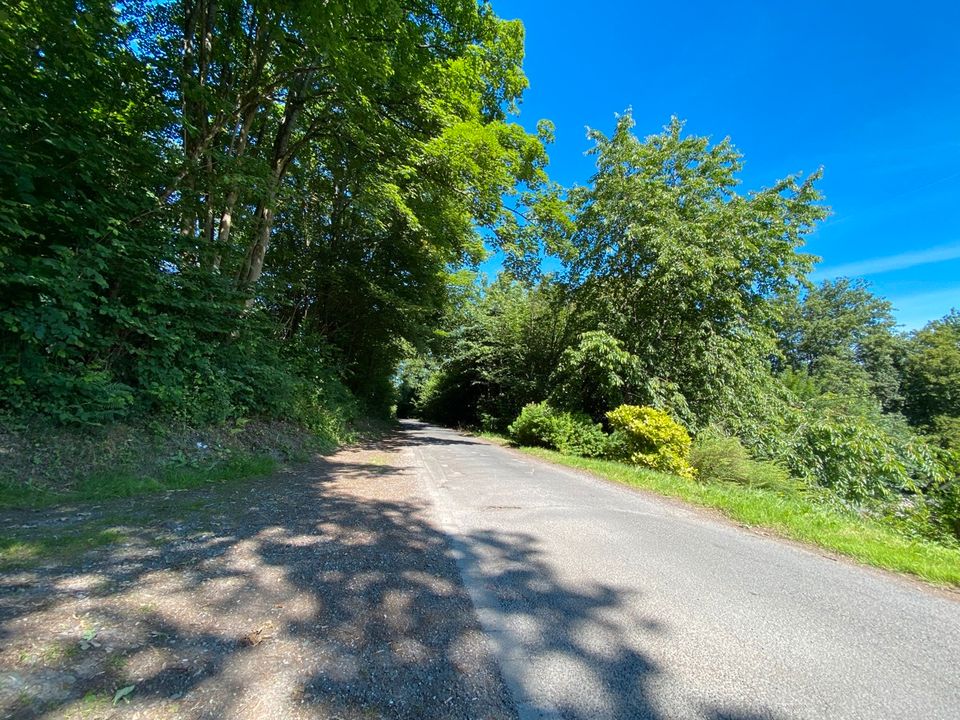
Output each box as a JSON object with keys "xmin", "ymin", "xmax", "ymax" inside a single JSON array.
[{"xmin": 0, "ymin": 431, "xmax": 778, "ymax": 720}]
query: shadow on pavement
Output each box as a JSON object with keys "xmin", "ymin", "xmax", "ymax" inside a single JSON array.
[{"xmin": 0, "ymin": 425, "xmax": 775, "ymax": 720}]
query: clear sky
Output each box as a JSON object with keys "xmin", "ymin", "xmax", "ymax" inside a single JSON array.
[{"xmin": 490, "ymin": 0, "xmax": 960, "ymax": 329}]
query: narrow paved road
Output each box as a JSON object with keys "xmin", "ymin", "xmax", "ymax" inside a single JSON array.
[{"xmin": 407, "ymin": 420, "xmax": 960, "ymax": 720}]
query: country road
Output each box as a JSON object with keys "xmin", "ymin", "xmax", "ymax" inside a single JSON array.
[
  {"xmin": 408, "ymin": 420, "xmax": 960, "ymax": 720},
  {"xmin": 2, "ymin": 421, "xmax": 958, "ymax": 719}
]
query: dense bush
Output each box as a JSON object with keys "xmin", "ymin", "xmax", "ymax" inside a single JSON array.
[
  {"xmin": 508, "ymin": 402, "xmax": 558, "ymax": 447},
  {"xmin": 928, "ymin": 416, "xmax": 960, "ymax": 453},
  {"xmin": 929, "ymin": 475, "xmax": 960, "ymax": 543},
  {"xmin": 605, "ymin": 405, "xmax": 694, "ymax": 479},
  {"xmin": 550, "ymin": 414, "xmax": 610, "ymax": 458},
  {"xmin": 897, "ymin": 450, "xmax": 960, "ymax": 544},
  {"xmin": 508, "ymin": 402, "xmax": 608, "ymax": 457},
  {"xmin": 782, "ymin": 412, "xmax": 948, "ymax": 504},
  {"xmin": 690, "ymin": 430, "xmax": 795, "ymax": 492}
]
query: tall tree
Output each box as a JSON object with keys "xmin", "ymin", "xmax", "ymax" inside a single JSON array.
[
  {"xmin": 566, "ymin": 113, "xmax": 827, "ymax": 426},
  {"xmin": 903, "ymin": 310, "xmax": 960, "ymax": 442},
  {"xmin": 1, "ymin": 0, "xmax": 558, "ymax": 422}
]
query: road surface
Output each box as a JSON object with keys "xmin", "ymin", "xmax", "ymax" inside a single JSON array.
[{"xmin": 407, "ymin": 420, "xmax": 960, "ymax": 720}]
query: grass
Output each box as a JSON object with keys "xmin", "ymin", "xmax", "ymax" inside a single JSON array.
[
  {"xmin": 0, "ymin": 454, "xmax": 278, "ymax": 509},
  {"xmin": 513, "ymin": 445, "xmax": 960, "ymax": 588},
  {"xmin": 0, "ymin": 525, "xmax": 130, "ymax": 569},
  {"xmin": 0, "ymin": 454, "xmax": 280, "ymax": 569}
]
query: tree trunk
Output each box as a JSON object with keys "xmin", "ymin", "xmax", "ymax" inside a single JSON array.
[{"xmin": 235, "ymin": 71, "xmax": 314, "ymax": 288}]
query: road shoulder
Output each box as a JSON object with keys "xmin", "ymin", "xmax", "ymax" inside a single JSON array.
[{"xmin": 0, "ymin": 435, "xmax": 516, "ymax": 719}]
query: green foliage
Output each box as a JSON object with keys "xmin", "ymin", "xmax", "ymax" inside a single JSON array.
[
  {"xmin": 508, "ymin": 402, "xmax": 557, "ymax": 447},
  {"xmin": 550, "ymin": 331, "xmax": 643, "ymax": 422},
  {"xmin": 773, "ymin": 278, "xmax": 905, "ymax": 411},
  {"xmin": 883, "ymin": 446, "xmax": 960, "ymax": 545},
  {"xmin": 928, "ymin": 416, "xmax": 960, "ymax": 452},
  {"xmin": 1, "ymin": 0, "xmax": 170, "ymax": 423},
  {"xmin": 507, "ymin": 402, "xmax": 608, "ymax": 458},
  {"xmin": 605, "ymin": 405, "xmax": 694, "ymax": 478},
  {"xmin": 782, "ymin": 410, "xmax": 949, "ymax": 504},
  {"xmin": 550, "ymin": 415, "xmax": 610, "ymax": 458},
  {"xmin": 394, "ymin": 349, "xmax": 436, "ymax": 419},
  {"xmin": 568, "ymin": 113, "xmax": 827, "ymax": 429},
  {"xmin": 1, "ymin": 0, "xmax": 551, "ymax": 432},
  {"xmin": 902, "ymin": 311, "xmax": 960, "ymax": 428},
  {"xmin": 420, "ymin": 276, "xmax": 580, "ymax": 429},
  {"xmin": 690, "ymin": 430, "xmax": 795, "ymax": 492},
  {"xmin": 929, "ymin": 475, "xmax": 960, "ymax": 542}
]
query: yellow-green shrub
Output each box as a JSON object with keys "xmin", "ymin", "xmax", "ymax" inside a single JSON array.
[{"xmin": 605, "ymin": 405, "xmax": 694, "ymax": 478}]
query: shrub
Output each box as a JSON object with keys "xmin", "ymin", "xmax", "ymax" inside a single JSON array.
[
  {"xmin": 508, "ymin": 402, "xmax": 557, "ymax": 447},
  {"xmin": 605, "ymin": 405, "xmax": 694, "ymax": 478},
  {"xmin": 784, "ymin": 414, "xmax": 949, "ymax": 504},
  {"xmin": 918, "ymin": 450, "xmax": 960, "ymax": 543},
  {"xmin": 508, "ymin": 402, "xmax": 609, "ymax": 458},
  {"xmin": 930, "ymin": 476, "xmax": 960, "ymax": 543},
  {"xmin": 929, "ymin": 415, "xmax": 960, "ymax": 453},
  {"xmin": 690, "ymin": 430, "xmax": 795, "ymax": 492},
  {"xmin": 550, "ymin": 414, "xmax": 610, "ymax": 458}
]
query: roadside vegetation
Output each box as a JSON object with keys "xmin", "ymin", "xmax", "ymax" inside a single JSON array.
[
  {"xmin": 1, "ymin": 0, "xmax": 557, "ymax": 504},
  {"xmin": 399, "ymin": 120, "xmax": 960, "ymax": 585},
  {"xmin": 2, "ymin": 1, "xmax": 958, "ymax": 586}
]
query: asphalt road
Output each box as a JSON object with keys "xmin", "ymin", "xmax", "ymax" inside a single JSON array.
[{"xmin": 407, "ymin": 420, "xmax": 960, "ymax": 720}]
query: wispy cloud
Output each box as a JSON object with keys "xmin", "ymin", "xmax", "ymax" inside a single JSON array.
[
  {"xmin": 888, "ymin": 288, "xmax": 960, "ymax": 330},
  {"xmin": 812, "ymin": 242, "xmax": 960, "ymax": 279}
]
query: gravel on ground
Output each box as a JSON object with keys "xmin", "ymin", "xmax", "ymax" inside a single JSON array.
[{"xmin": 0, "ymin": 434, "xmax": 515, "ymax": 720}]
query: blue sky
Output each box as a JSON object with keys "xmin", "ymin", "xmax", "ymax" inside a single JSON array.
[{"xmin": 489, "ymin": 0, "xmax": 960, "ymax": 329}]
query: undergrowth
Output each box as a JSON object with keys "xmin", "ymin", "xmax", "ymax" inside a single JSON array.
[{"xmin": 0, "ymin": 414, "xmax": 363, "ymax": 509}]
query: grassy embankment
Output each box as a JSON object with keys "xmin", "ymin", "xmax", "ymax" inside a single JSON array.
[
  {"xmin": 482, "ymin": 436, "xmax": 960, "ymax": 588},
  {"xmin": 0, "ymin": 417, "xmax": 369, "ymax": 569}
]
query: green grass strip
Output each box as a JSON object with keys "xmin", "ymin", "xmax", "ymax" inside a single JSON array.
[
  {"xmin": 515, "ymin": 446, "xmax": 960, "ymax": 588},
  {"xmin": 0, "ymin": 454, "xmax": 277, "ymax": 510}
]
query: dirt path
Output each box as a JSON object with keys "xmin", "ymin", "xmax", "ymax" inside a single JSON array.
[{"xmin": 0, "ymin": 435, "xmax": 515, "ymax": 719}]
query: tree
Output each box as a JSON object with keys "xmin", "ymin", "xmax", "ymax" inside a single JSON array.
[
  {"xmin": 1, "ymin": 0, "xmax": 557, "ymax": 422},
  {"xmin": 566, "ymin": 112, "xmax": 827, "ymax": 427},
  {"xmin": 773, "ymin": 278, "xmax": 905, "ymax": 411},
  {"xmin": 419, "ymin": 276, "xmax": 579, "ymax": 428},
  {"xmin": 550, "ymin": 331, "xmax": 643, "ymax": 422},
  {"xmin": 903, "ymin": 311, "xmax": 960, "ymax": 443},
  {"xmin": 0, "ymin": 0, "xmax": 176, "ymax": 421}
]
